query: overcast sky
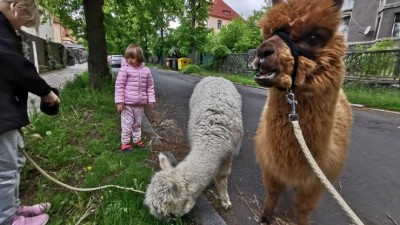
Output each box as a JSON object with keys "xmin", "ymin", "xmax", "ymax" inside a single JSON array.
[{"xmin": 224, "ymin": 0, "xmax": 267, "ymax": 19}]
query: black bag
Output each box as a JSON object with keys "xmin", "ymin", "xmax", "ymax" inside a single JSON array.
[{"xmin": 40, "ymin": 87, "xmax": 60, "ymax": 115}]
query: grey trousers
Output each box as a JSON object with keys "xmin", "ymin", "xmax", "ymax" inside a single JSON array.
[{"xmin": 0, "ymin": 130, "xmax": 26, "ymax": 225}]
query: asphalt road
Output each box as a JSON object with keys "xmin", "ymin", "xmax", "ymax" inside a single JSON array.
[{"xmin": 150, "ymin": 68, "xmax": 400, "ymax": 225}]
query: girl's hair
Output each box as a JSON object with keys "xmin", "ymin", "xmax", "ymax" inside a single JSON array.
[
  {"xmin": 1, "ymin": 0, "xmax": 40, "ymax": 27},
  {"xmin": 124, "ymin": 44, "xmax": 145, "ymax": 64}
]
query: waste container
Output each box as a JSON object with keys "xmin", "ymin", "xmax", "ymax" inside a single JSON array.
[
  {"xmin": 171, "ymin": 58, "xmax": 178, "ymax": 71},
  {"xmin": 178, "ymin": 58, "xmax": 190, "ymax": 70},
  {"xmin": 165, "ymin": 58, "xmax": 172, "ymax": 69}
]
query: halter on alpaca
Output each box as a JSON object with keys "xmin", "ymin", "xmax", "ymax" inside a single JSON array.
[{"xmin": 255, "ymin": 31, "xmax": 315, "ymax": 90}]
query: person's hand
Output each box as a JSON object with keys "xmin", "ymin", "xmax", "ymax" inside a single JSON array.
[
  {"xmin": 41, "ymin": 91, "xmax": 60, "ymax": 106},
  {"xmin": 116, "ymin": 103, "xmax": 124, "ymax": 114},
  {"xmin": 147, "ymin": 103, "xmax": 154, "ymax": 109}
]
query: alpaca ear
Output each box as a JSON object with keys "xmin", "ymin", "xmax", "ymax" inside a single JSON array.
[
  {"xmin": 159, "ymin": 153, "xmax": 172, "ymax": 170},
  {"xmin": 332, "ymin": 0, "xmax": 344, "ymax": 10},
  {"xmin": 271, "ymin": 0, "xmax": 285, "ymax": 5}
]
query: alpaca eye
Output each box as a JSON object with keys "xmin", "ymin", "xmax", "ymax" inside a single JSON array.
[{"xmin": 306, "ymin": 34, "xmax": 320, "ymax": 47}]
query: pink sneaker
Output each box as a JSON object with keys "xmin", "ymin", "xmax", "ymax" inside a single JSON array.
[
  {"xmin": 12, "ymin": 214, "xmax": 49, "ymax": 225},
  {"xmin": 134, "ymin": 140, "xmax": 144, "ymax": 147},
  {"xmin": 121, "ymin": 143, "xmax": 132, "ymax": 152},
  {"xmin": 17, "ymin": 203, "xmax": 51, "ymax": 217}
]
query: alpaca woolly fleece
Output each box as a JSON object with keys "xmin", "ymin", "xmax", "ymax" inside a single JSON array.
[
  {"xmin": 144, "ymin": 77, "xmax": 243, "ymax": 219},
  {"xmin": 253, "ymin": 0, "xmax": 353, "ymax": 224}
]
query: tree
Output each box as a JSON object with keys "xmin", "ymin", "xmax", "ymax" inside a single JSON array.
[
  {"xmin": 176, "ymin": 0, "xmax": 212, "ymax": 63},
  {"xmin": 83, "ymin": 0, "xmax": 109, "ymax": 89},
  {"xmin": 39, "ymin": 0, "xmax": 110, "ymax": 89}
]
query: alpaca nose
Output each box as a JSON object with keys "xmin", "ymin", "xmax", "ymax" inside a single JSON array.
[
  {"xmin": 254, "ymin": 46, "xmax": 274, "ymax": 69},
  {"xmin": 258, "ymin": 48, "xmax": 274, "ymax": 59}
]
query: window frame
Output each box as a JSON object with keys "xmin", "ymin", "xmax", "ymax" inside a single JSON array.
[{"xmin": 391, "ymin": 13, "xmax": 400, "ymax": 38}]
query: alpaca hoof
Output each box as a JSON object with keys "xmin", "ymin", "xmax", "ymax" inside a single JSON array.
[
  {"xmin": 258, "ymin": 216, "xmax": 271, "ymax": 225},
  {"xmin": 221, "ymin": 200, "xmax": 232, "ymax": 210}
]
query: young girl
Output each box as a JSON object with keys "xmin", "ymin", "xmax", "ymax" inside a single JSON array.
[
  {"xmin": 0, "ymin": 0, "xmax": 59, "ymax": 224},
  {"xmin": 114, "ymin": 44, "xmax": 155, "ymax": 152}
]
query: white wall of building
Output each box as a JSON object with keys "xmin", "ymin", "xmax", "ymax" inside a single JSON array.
[{"xmin": 21, "ymin": 9, "xmax": 55, "ymax": 41}]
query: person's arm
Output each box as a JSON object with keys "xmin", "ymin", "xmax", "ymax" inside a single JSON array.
[
  {"xmin": 0, "ymin": 50, "xmax": 52, "ymax": 97},
  {"xmin": 114, "ymin": 68, "xmax": 127, "ymax": 104},
  {"xmin": 146, "ymin": 71, "xmax": 156, "ymax": 104}
]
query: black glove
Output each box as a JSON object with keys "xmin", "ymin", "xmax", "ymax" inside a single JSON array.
[{"xmin": 40, "ymin": 87, "xmax": 60, "ymax": 115}]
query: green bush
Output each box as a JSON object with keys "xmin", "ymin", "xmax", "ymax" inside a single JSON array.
[
  {"xmin": 368, "ymin": 38, "xmax": 394, "ymax": 51},
  {"xmin": 181, "ymin": 64, "xmax": 202, "ymax": 74},
  {"xmin": 212, "ymin": 45, "xmax": 231, "ymax": 59}
]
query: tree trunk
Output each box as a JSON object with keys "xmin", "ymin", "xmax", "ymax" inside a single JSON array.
[
  {"xmin": 159, "ymin": 27, "xmax": 164, "ymax": 66},
  {"xmin": 190, "ymin": 15, "xmax": 196, "ymax": 64},
  {"xmin": 83, "ymin": 0, "xmax": 110, "ymax": 90}
]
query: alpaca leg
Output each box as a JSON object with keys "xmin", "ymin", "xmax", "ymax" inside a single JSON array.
[
  {"xmin": 259, "ymin": 173, "xmax": 285, "ymax": 225},
  {"xmin": 214, "ymin": 154, "xmax": 233, "ymax": 210},
  {"xmin": 294, "ymin": 185, "xmax": 324, "ymax": 225}
]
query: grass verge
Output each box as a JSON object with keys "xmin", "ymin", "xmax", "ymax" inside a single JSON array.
[
  {"xmin": 343, "ymin": 83, "xmax": 400, "ymax": 111},
  {"xmin": 21, "ymin": 72, "xmax": 187, "ymax": 225}
]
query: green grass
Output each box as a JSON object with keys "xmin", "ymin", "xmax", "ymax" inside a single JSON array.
[
  {"xmin": 343, "ymin": 83, "xmax": 400, "ymax": 111},
  {"xmin": 22, "ymin": 73, "xmax": 187, "ymax": 225},
  {"xmin": 195, "ymin": 70, "xmax": 258, "ymax": 86}
]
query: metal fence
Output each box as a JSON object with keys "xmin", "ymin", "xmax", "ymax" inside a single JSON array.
[
  {"xmin": 344, "ymin": 49, "xmax": 400, "ymax": 82},
  {"xmin": 211, "ymin": 49, "xmax": 400, "ymax": 83}
]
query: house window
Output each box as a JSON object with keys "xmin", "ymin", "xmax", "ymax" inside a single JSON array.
[
  {"xmin": 342, "ymin": 0, "xmax": 354, "ymax": 11},
  {"xmin": 339, "ymin": 16, "xmax": 350, "ymax": 40},
  {"xmin": 223, "ymin": 10, "xmax": 231, "ymax": 16},
  {"xmin": 392, "ymin": 13, "xmax": 400, "ymax": 37},
  {"xmin": 217, "ymin": 20, "xmax": 222, "ymax": 29},
  {"xmin": 375, "ymin": 17, "xmax": 381, "ymax": 39}
]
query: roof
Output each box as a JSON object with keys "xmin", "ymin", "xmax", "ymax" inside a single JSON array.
[
  {"xmin": 209, "ymin": 0, "xmax": 240, "ymax": 21},
  {"xmin": 62, "ymin": 43, "xmax": 85, "ymax": 49}
]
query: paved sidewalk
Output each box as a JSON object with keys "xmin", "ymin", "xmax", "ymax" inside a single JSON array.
[{"xmin": 28, "ymin": 63, "xmax": 88, "ymax": 113}]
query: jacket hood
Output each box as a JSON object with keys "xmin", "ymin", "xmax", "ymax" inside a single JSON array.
[{"xmin": 121, "ymin": 58, "xmax": 145, "ymax": 68}]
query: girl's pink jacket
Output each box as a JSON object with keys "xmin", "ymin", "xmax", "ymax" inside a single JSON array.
[{"xmin": 114, "ymin": 59, "xmax": 156, "ymax": 105}]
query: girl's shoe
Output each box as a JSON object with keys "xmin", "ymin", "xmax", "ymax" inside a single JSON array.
[
  {"xmin": 134, "ymin": 140, "xmax": 144, "ymax": 147},
  {"xmin": 17, "ymin": 203, "xmax": 51, "ymax": 217},
  {"xmin": 121, "ymin": 144, "xmax": 133, "ymax": 152},
  {"xmin": 12, "ymin": 214, "xmax": 49, "ymax": 225}
]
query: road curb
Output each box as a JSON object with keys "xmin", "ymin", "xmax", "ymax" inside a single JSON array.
[{"xmin": 190, "ymin": 195, "xmax": 227, "ymax": 225}]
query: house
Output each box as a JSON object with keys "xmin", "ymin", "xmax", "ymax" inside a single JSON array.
[
  {"xmin": 21, "ymin": 8, "xmax": 55, "ymax": 41},
  {"xmin": 20, "ymin": 6, "xmax": 84, "ymax": 72},
  {"xmin": 207, "ymin": 0, "xmax": 241, "ymax": 32},
  {"xmin": 53, "ymin": 17, "xmax": 78, "ymax": 44},
  {"xmin": 22, "ymin": 8, "xmax": 78, "ymax": 44},
  {"xmin": 340, "ymin": 0, "xmax": 400, "ymax": 47}
]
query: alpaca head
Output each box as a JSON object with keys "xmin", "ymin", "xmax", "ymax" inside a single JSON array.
[
  {"xmin": 144, "ymin": 153, "xmax": 196, "ymax": 219},
  {"xmin": 253, "ymin": 0, "xmax": 346, "ymax": 91}
]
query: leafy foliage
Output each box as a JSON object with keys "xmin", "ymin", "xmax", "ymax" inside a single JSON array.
[
  {"xmin": 181, "ymin": 64, "xmax": 202, "ymax": 74},
  {"xmin": 40, "ymin": 0, "xmax": 184, "ymax": 58},
  {"xmin": 174, "ymin": 0, "xmax": 212, "ymax": 61},
  {"xmin": 212, "ymin": 10, "xmax": 264, "ymax": 53},
  {"xmin": 368, "ymin": 38, "xmax": 395, "ymax": 51}
]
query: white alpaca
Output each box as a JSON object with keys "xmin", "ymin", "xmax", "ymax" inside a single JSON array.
[{"xmin": 144, "ymin": 77, "xmax": 243, "ymax": 219}]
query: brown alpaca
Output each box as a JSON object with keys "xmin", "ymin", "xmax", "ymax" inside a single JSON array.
[{"xmin": 253, "ymin": 0, "xmax": 353, "ymax": 225}]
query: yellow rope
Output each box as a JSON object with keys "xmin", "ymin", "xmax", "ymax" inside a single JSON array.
[
  {"xmin": 22, "ymin": 149, "xmax": 145, "ymax": 194},
  {"xmin": 291, "ymin": 121, "xmax": 364, "ymax": 225}
]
